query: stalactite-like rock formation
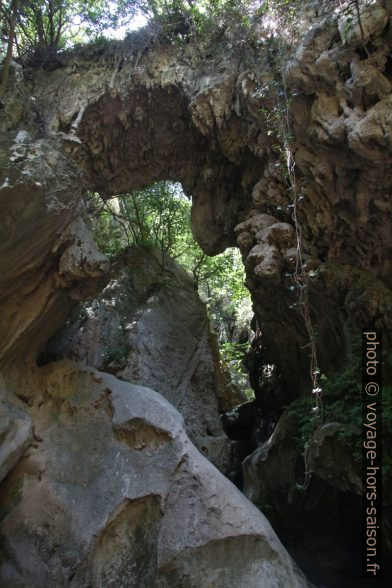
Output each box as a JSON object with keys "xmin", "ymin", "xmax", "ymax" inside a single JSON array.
[
  {"xmin": 3, "ymin": 5, "xmax": 391, "ymax": 392},
  {"xmin": 0, "ymin": 3, "xmax": 391, "ymax": 586}
]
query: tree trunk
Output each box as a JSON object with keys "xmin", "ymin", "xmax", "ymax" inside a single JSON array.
[{"xmin": 0, "ymin": 0, "xmax": 19, "ymax": 100}]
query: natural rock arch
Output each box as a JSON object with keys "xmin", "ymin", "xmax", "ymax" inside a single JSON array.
[
  {"xmin": 0, "ymin": 40, "xmax": 261, "ymax": 377},
  {"xmin": 39, "ymin": 42, "xmax": 262, "ymax": 257},
  {"xmin": 1, "ymin": 6, "xmax": 392, "ymax": 586},
  {"xmin": 2, "ymin": 7, "xmax": 392, "ymax": 394}
]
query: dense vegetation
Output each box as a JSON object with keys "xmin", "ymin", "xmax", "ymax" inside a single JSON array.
[
  {"xmin": 0, "ymin": 0, "xmax": 257, "ymax": 94},
  {"xmin": 1, "ymin": 1, "xmax": 366, "ymax": 85}
]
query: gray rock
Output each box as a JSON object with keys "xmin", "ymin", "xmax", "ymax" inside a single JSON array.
[
  {"xmin": 308, "ymin": 422, "xmax": 362, "ymax": 495},
  {"xmin": 0, "ymin": 361, "xmax": 311, "ymax": 588},
  {"xmin": 1, "ymin": 7, "xmax": 391, "ymax": 585},
  {"xmin": 43, "ymin": 247, "xmax": 234, "ymax": 471},
  {"xmin": 0, "ymin": 373, "xmax": 33, "ymax": 483}
]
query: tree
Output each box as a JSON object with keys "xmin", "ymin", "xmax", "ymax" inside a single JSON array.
[
  {"xmin": 88, "ymin": 182, "xmax": 190, "ymax": 258},
  {"xmin": 87, "ymin": 181, "xmax": 249, "ymax": 304},
  {"xmin": 0, "ymin": 0, "xmax": 139, "ymax": 66},
  {"xmin": 88, "ymin": 181, "xmax": 253, "ymax": 389},
  {"xmin": 0, "ymin": 0, "xmax": 19, "ymax": 98},
  {"xmin": 0, "ymin": 0, "xmax": 255, "ymax": 68}
]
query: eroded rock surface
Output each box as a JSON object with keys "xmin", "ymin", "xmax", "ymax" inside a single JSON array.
[
  {"xmin": 0, "ymin": 374, "xmax": 33, "ymax": 483},
  {"xmin": 0, "ymin": 2, "xmax": 391, "ymax": 586},
  {"xmin": 41, "ymin": 246, "xmax": 237, "ymax": 470},
  {"xmin": 1, "ymin": 3, "xmax": 391, "ymax": 393},
  {"xmin": 0, "ymin": 361, "xmax": 310, "ymax": 588}
]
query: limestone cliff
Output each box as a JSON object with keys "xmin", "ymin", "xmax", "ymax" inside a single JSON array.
[
  {"xmin": 40, "ymin": 245, "xmax": 241, "ymax": 471},
  {"xmin": 0, "ymin": 2, "xmax": 391, "ymax": 586},
  {"xmin": 2, "ymin": 3, "xmax": 391, "ymax": 392}
]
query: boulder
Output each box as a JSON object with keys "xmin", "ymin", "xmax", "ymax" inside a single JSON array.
[
  {"xmin": 0, "ymin": 361, "xmax": 310, "ymax": 588},
  {"xmin": 41, "ymin": 247, "xmax": 238, "ymax": 471}
]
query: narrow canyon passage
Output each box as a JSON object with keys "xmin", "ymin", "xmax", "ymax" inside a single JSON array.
[{"xmin": 1, "ymin": 2, "xmax": 391, "ymax": 587}]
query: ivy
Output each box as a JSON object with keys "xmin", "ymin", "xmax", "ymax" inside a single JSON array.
[{"xmin": 287, "ymin": 336, "xmax": 392, "ymax": 471}]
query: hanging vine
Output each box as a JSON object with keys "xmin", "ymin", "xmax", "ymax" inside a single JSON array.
[
  {"xmin": 277, "ymin": 57, "xmax": 323, "ymax": 489},
  {"xmin": 255, "ymin": 25, "xmax": 325, "ymax": 488},
  {"xmin": 254, "ymin": 0, "xmax": 372, "ymax": 489}
]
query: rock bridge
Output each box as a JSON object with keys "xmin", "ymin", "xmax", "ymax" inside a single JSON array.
[{"xmin": 0, "ymin": 5, "xmax": 391, "ymax": 584}]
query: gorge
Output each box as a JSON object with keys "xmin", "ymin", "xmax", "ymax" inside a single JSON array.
[{"xmin": 0, "ymin": 1, "xmax": 391, "ymax": 586}]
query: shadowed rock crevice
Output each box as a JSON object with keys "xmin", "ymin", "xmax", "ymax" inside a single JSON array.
[{"xmin": 0, "ymin": 5, "xmax": 391, "ymax": 587}]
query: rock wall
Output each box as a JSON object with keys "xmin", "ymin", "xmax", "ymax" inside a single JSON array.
[
  {"xmin": 0, "ymin": 361, "xmax": 309, "ymax": 587},
  {"xmin": 18, "ymin": 2, "xmax": 391, "ymax": 393},
  {"xmin": 40, "ymin": 246, "xmax": 241, "ymax": 471},
  {"xmin": 2, "ymin": 3, "xmax": 391, "ymax": 393},
  {"xmin": 0, "ymin": 2, "xmax": 391, "ymax": 586},
  {"xmin": 0, "ymin": 23, "xmax": 312, "ymax": 587}
]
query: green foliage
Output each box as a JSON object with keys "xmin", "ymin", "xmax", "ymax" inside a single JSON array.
[
  {"xmin": 287, "ymin": 335, "xmax": 392, "ymax": 469},
  {"xmin": 323, "ymin": 338, "xmax": 361, "ymax": 397},
  {"xmin": 0, "ymin": 0, "xmax": 139, "ymax": 63},
  {"xmin": 220, "ymin": 341, "xmax": 254, "ymax": 400},
  {"xmin": 139, "ymin": 0, "xmax": 255, "ymax": 43},
  {"xmin": 320, "ymin": 337, "xmax": 362, "ymax": 461},
  {"xmin": 0, "ymin": 0, "xmax": 367, "ymax": 60},
  {"xmin": 88, "ymin": 182, "xmax": 249, "ymax": 305},
  {"xmin": 221, "ymin": 341, "xmax": 249, "ymax": 371},
  {"xmin": 287, "ymin": 389, "xmax": 362, "ymax": 465},
  {"xmin": 0, "ymin": 0, "xmax": 256, "ymax": 62},
  {"xmin": 0, "ymin": 0, "xmax": 364, "ymax": 78},
  {"xmin": 89, "ymin": 181, "xmax": 254, "ymax": 395},
  {"xmin": 88, "ymin": 183, "xmax": 188, "ymax": 257},
  {"xmin": 286, "ymin": 395, "xmax": 318, "ymax": 452}
]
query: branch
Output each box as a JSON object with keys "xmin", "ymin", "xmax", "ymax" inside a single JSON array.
[{"xmin": 102, "ymin": 201, "xmax": 132, "ymax": 248}]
